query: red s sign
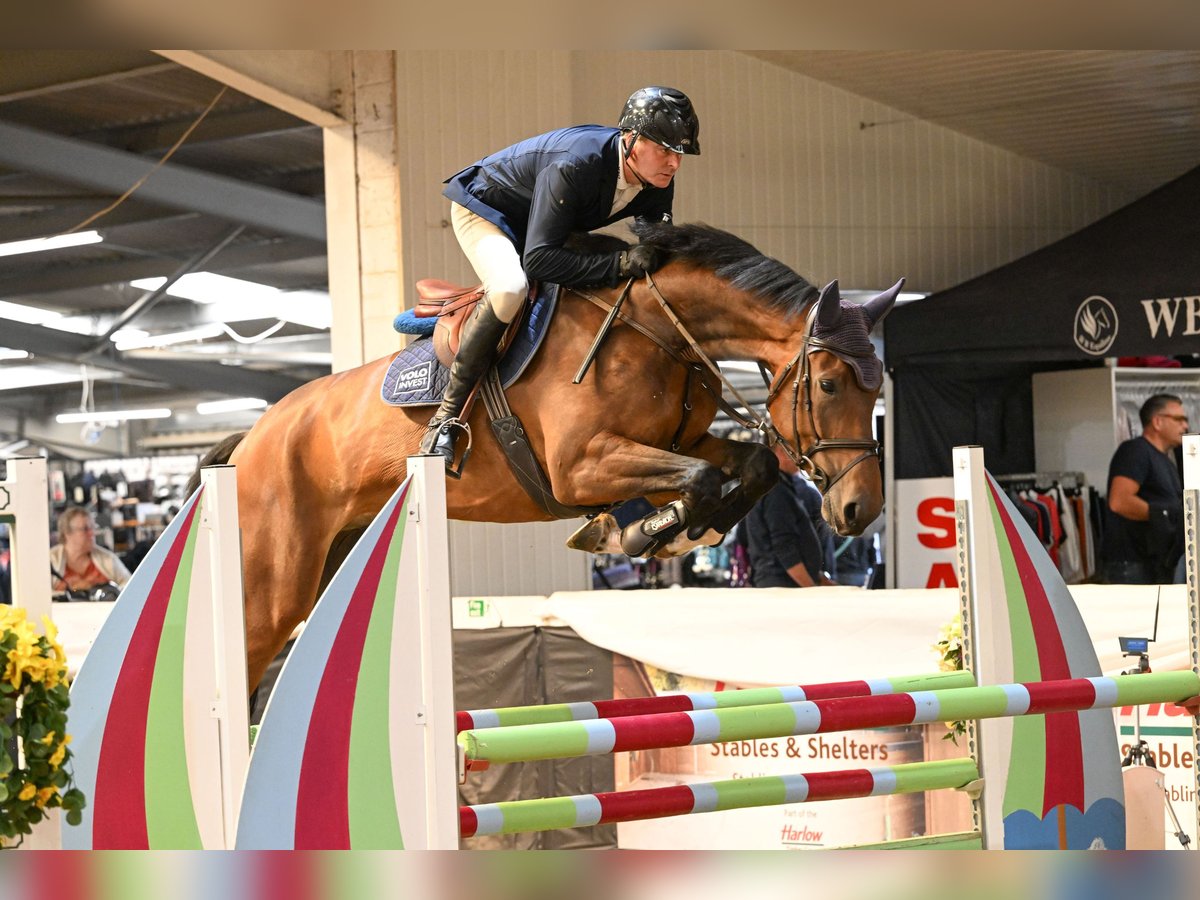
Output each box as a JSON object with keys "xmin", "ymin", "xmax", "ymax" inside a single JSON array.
[{"xmin": 916, "ymin": 498, "xmax": 956, "ymax": 549}]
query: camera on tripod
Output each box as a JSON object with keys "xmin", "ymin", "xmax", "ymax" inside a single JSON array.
[{"xmin": 1120, "ymin": 635, "xmax": 1152, "ymax": 675}]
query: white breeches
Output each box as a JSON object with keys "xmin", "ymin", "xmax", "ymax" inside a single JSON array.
[{"xmin": 450, "ymin": 202, "xmax": 528, "ymax": 324}]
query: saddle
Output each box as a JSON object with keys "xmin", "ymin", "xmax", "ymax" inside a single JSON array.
[{"xmin": 413, "ymin": 278, "xmax": 503, "ymax": 368}]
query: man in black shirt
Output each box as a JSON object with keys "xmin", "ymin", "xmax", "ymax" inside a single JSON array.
[
  {"xmin": 1101, "ymin": 393, "xmax": 1188, "ymax": 584},
  {"xmin": 744, "ymin": 443, "xmax": 831, "ymax": 588}
]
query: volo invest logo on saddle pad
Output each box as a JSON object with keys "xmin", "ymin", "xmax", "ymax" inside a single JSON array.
[
  {"xmin": 392, "ymin": 360, "xmax": 434, "ymax": 398},
  {"xmin": 1073, "ymin": 295, "xmax": 1118, "ymax": 356}
]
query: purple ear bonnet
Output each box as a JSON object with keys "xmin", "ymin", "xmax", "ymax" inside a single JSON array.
[{"xmin": 809, "ymin": 301, "xmax": 882, "ymax": 391}]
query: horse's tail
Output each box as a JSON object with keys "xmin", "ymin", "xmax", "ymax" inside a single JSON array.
[{"xmin": 185, "ymin": 431, "xmax": 248, "ymax": 496}]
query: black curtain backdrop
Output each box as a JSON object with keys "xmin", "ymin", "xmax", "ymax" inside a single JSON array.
[
  {"xmin": 885, "ymin": 165, "xmax": 1200, "ymax": 477},
  {"xmin": 891, "ymin": 364, "xmax": 1041, "ymax": 479}
]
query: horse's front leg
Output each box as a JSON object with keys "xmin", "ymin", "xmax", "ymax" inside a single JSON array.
[
  {"xmin": 646, "ymin": 434, "xmax": 778, "ymax": 557},
  {"xmin": 551, "ymin": 432, "xmax": 724, "ymax": 558},
  {"xmin": 682, "ymin": 434, "xmax": 779, "ymax": 537}
]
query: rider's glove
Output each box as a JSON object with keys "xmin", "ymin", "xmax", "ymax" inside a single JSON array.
[{"xmin": 617, "ymin": 243, "xmax": 664, "ymax": 279}]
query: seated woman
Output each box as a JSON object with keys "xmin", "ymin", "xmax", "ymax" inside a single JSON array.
[{"xmin": 49, "ymin": 506, "xmax": 131, "ymax": 600}]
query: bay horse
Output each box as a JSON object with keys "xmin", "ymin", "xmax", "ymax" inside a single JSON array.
[{"xmin": 202, "ymin": 222, "xmax": 900, "ymax": 689}]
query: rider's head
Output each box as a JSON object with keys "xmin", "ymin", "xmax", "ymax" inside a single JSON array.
[{"xmin": 619, "ymin": 86, "xmax": 699, "ymax": 188}]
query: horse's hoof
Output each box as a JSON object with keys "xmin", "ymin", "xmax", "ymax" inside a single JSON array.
[{"xmin": 566, "ymin": 513, "xmax": 621, "ymax": 553}]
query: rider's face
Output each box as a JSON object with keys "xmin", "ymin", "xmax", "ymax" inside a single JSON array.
[{"xmin": 627, "ymin": 137, "xmax": 682, "ymax": 188}]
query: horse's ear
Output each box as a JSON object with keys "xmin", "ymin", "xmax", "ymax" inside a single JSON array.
[
  {"xmin": 816, "ymin": 280, "xmax": 842, "ymax": 329},
  {"xmin": 863, "ymin": 278, "xmax": 905, "ymax": 328}
]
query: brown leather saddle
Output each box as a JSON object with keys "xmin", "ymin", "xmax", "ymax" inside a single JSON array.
[{"xmin": 415, "ymin": 278, "xmax": 518, "ymax": 368}]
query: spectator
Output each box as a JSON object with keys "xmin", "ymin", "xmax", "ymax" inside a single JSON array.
[
  {"xmin": 1101, "ymin": 393, "xmax": 1187, "ymax": 584},
  {"xmin": 744, "ymin": 443, "xmax": 834, "ymax": 588},
  {"xmin": 49, "ymin": 506, "xmax": 130, "ymax": 599},
  {"xmin": 794, "ymin": 471, "xmax": 838, "ymax": 581}
]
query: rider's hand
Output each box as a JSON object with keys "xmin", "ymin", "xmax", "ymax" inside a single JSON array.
[{"xmin": 618, "ymin": 243, "xmax": 663, "ymax": 279}]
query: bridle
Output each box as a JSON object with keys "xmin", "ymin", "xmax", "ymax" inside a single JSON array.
[
  {"xmin": 762, "ymin": 302, "xmax": 881, "ymax": 493},
  {"xmin": 569, "ymin": 274, "xmax": 882, "ymax": 494}
]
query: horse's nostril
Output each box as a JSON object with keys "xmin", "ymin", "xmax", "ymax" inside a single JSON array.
[{"xmin": 842, "ymin": 502, "xmax": 858, "ymax": 528}]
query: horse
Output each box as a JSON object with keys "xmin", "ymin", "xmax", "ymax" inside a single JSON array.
[{"xmin": 201, "ymin": 221, "xmax": 901, "ymax": 690}]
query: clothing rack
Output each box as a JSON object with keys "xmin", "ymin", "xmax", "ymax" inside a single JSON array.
[
  {"xmin": 995, "ymin": 470, "xmax": 1099, "ymax": 585},
  {"xmin": 995, "ymin": 471, "xmax": 1088, "ymax": 491}
]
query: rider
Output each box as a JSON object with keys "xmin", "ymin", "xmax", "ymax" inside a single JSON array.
[{"xmin": 419, "ymin": 86, "xmax": 701, "ymax": 470}]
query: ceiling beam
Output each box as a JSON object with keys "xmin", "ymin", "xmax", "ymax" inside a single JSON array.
[
  {"xmin": 0, "ymin": 198, "xmax": 183, "ymax": 243},
  {"xmin": 158, "ymin": 51, "xmax": 349, "ymax": 128},
  {"xmin": 0, "ymin": 120, "xmax": 326, "ymax": 242},
  {"xmin": 0, "ymin": 318, "xmax": 307, "ymax": 401},
  {"xmin": 0, "ymin": 53, "xmax": 169, "ymax": 101},
  {"xmin": 0, "ymin": 237, "xmax": 325, "ymax": 296},
  {"xmin": 82, "ymin": 107, "xmax": 314, "ymax": 155}
]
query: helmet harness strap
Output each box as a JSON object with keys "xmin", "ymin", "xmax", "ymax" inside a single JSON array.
[{"xmin": 621, "ymin": 131, "xmax": 651, "ymax": 188}]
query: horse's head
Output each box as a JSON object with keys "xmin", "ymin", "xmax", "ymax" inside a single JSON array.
[
  {"xmin": 766, "ymin": 279, "xmax": 901, "ymax": 536},
  {"xmin": 626, "ymin": 221, "xmax": 899, "ymax": 535}
]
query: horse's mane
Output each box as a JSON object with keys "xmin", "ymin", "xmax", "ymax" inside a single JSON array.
[{"xmin": 632, "ymin": 221, "xmax": 819, "ymax": 315}]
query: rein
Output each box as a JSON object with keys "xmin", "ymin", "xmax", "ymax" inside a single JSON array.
[{"xmin": 569, "ymin": 274, "xmax": 882, "ymax": 493}]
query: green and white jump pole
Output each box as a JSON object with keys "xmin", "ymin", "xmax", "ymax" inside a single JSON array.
[{"xmin": 457, "ymin": 672, "xmax": 1200, "ymax": 765}]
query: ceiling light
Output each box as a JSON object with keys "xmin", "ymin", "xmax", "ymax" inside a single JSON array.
[
  {"xmin": 0, "ymin": 299, "xmax": 67, "ymax": 325},
  {"xmin": 112, "ymin": 324, "xmax": 224, "ymax": 351},
  {"xmin": 0, "ymin": 230, "xmax": 102, "ymax": 259},
  {"xmin": 0, "ymin": 365, "xmax": 118, "ymax": 392},
  {"xmin": 131, "ymin": 272, "xmax": 281, "ymax": 305},
  {"xmin": 56, "ymin": 408, "xmax": 172, "ymax": 424},
  {"xmin": 210, "ymin": 289, "xmax": 331, "ymax": 330},
  {"xmin": 195, "ymin": 397, "xmax": 268, "ymax": 415},
  {"xmin": 0, "ymin": 301, "xmax": 95, "ymax": 335},
  {"xmin": 0, "ymin": 348, "xmax": 31, "ymax": 361},
  {"xmin": 129, "ymin": 273, "xmax": 332, "ymax": 330}
]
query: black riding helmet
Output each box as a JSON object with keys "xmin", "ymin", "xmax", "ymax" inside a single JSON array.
[{"xmin": 618, "ymin": 86, "xmax": 700, "ymax": 155}]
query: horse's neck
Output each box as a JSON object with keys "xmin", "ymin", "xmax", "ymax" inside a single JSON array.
[{"xmin": 646, "ymin": 272, "xmax": 805, "ymax": 368}]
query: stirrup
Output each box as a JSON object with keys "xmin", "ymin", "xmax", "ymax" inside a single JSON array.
[{"xmin": 423, "ymin": 416, "xmax": 473, "ymax": 479}]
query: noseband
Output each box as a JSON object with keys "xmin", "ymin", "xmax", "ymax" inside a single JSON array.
[{"xmin": 764, "ymin": 304, "xmax": 881, "ymax": 493}]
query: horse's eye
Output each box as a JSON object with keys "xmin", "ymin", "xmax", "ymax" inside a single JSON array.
[{"xmin": 819, "ymin": 379, "xmax": 837, "ymax": 395}]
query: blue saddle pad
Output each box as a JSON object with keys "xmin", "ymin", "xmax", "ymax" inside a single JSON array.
[{"xmin": 381, "ymin": 282, "xmax": 560, "ymax": 407}]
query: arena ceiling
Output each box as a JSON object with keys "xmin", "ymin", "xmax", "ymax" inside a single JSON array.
[{"xmin": 1, "ymin": 50, "xmax": 1198, "ymax": 457}]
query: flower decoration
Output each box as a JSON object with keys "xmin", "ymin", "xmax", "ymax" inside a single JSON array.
[
  {"xmin": 0, "ymin": 607, "xmax": 86, "ymax": 847},
  {"xmin": 931, "ymin": 614, "xmax": 968, "ymax": 744}
]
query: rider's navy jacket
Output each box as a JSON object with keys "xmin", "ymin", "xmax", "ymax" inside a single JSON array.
[{"xmin": 443, "ymin": 125, "xmax": 673, "ymax": 287}]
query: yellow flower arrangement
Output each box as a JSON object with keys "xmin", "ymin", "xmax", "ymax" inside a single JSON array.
[
  {"xmin": 0, "ymin": 607, "xmax": 86, "ymax": 847},
  {"xmin": 932, "ymin": 614, "xmax": 968, "ymax": 744}
]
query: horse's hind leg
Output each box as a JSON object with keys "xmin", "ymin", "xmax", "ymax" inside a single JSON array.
[{"xmin": 238, "ymin": 511, "xmax": 331, "ymax": 692}]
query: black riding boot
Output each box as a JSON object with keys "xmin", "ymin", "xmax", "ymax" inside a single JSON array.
[{"xmin": 418, "ymin": 299, "xmax": 508, "ymax": 473}]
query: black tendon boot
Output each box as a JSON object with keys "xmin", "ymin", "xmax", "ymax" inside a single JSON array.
[
  {"xmin": 419, "ymin": 299, "xmax": 509, "ymax": 474},
  {"xmin": 619, "ymin": 500, "xmax": 690, "ymax": 558}
]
